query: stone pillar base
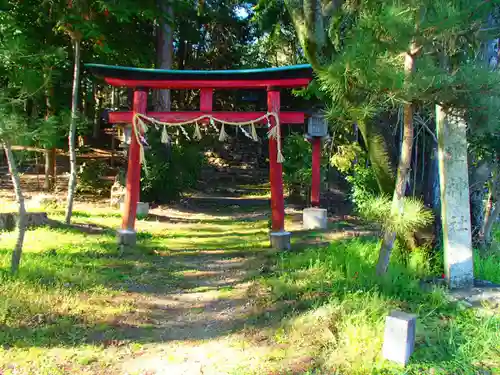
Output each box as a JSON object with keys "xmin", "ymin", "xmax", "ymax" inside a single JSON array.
[
  {"xmin": 270, "ymin": 231, "xmax": 291, "ymax": 250},
  {"xmin": 303, "ymin": 208, "xmax": 328, "ymax": 230},
  {"xmin": 117, "ymin": 229, "xmax": 137, "ymax": 248}
]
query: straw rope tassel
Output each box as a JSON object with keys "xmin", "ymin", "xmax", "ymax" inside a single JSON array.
[
  {"xmin": 180, "ymin": 125, "xmax": 191, "ymax": 141},
  {"xmin": 161, "ymin": 125, "xmax": 169, "ymax": 144},
  {"xmin": 219, "ymin": 123, "xmax": 228, "ymax": 142},
  {"xmin": 239, "ymin": 126, "xmax": 253, "ymax": 140},
  {"xmin": 251, "ymin": 123, "xmax": 258, "ymax": 141},
  {"xmin": 193, "ymin": 122, "xmax": 202, "ymax": 141},
  {"xmin": 276, "ymin": 121, "xmax": 284, "ymax": 163},
  {"xmin": 132, "ymin": 115, "xmax": 148, "ymax": 172},
  {"xmin": 266, "ymin": 115, "xmax": 284, "ymax": 163}
]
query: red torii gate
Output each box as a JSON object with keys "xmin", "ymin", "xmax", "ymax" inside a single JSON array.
[{"xmin": 86, "ymin": 63, "xmax": 323, "ymax": 249}]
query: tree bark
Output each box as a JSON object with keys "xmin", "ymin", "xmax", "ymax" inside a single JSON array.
[
  {"xmin": 93, "ymin": 83, "xmax": 101, "ymax": 139},
  {"xmin": 154, "ymin": 0, "xmax": 173, "ymax": 112},
  {"xmin": 285, "ymin": 0, "xmax": 343, "ymax": 69},
  {"xmin": 376, "ymin": 46, "xmax": 416, "ymax": 275},
  {"xmin": 479, "ymin": 170, "xmax": 499, "ymax": 248},
  {"xmin": 43, "ymin": 148, "xmax": 56, "ymax": 191},
  {"xmin": 468, "ymin": 159, "xmax": 491, "ymax": 245},
  {"xmin": 44, "ymin": 80, "xmax": 56, "ymax": 191},
  {"xmin": 3, "ymin": 142, "xmax": 27, "ymax": 274},
  {"xmin": 65, "ymin": 38, "xmax": 81, "ymax": 224}
]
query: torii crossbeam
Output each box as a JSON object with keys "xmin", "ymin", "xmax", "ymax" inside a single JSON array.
[{"xmin": 86, "ymin": 63, "xmax": 315, "ymax": 250}]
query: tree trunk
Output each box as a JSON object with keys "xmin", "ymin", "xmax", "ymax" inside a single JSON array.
[
  {"xmin": 468, "ymin": 160, "xmax": 491, "ymax": 245},
  {"xmin": 3, "ymin": 142, "xmax": 27, "ymax": 273},
  {"xmin": 93, "ymin": 83, "xmax": 101, "ymax": 139},
  {"xmin": 65, "ymin": 38, "xmax": 81, "ymax": 224},
  {"xmin": 376, "ymin": 46, "xmax": 416, "ymax": 275},
  {"xmin": 44, "ymin": 148, "xmax": 56, "ymax": 191},
  {"xmin": 482, "ymin": 202, "xmax": 499, "ymax": 248},
  {"xmin": 154, "ymin": 0, "xmax": 173, "ymax": 112},
  {"xmin": 479, "ymin": 170, "xmax": 499, "ymax": 248},
  {"xmin": 43, "ymin": 81, "xmax": 56, "ymax": 191},
  {"xmin": 426, "ymin": 144, "xmax": 442, "ymax": 249}
]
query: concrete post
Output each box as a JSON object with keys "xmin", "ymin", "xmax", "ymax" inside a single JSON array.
[{"xmin": 436, "ymin": 105, "xmax": 474, "ymax": 289}]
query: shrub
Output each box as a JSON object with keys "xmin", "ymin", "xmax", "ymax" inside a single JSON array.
[
  {"xmin": 331, "ymin": 143, "xmax": 379, "ymax": 209},
  {"xmin": 140, "ymin": 127, "xmax": 203, "ymax": 203},
  {"xmin": 77, "ymin": 160, "xmax": 111, "ymax": 195},
  {"xmin": 331, "ymin": 143, "xmax": 432, "ymax": 247}
]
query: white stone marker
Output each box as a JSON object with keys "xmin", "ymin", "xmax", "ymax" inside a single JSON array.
[
  {"xmin": 303, "ymin": 207, "xmax": 328, "ymax": 230},
  {"xmin": 436, "ymin": 106, "xmax": 474, "ymax": 289},
  {"xmin": 382, "ymin": 310, "xmax": 416, "ymax": 366}
]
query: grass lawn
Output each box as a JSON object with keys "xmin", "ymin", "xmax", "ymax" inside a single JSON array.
[{"xmin": 0, "ymin": 203, "xmax": 498, "ymax": 374}]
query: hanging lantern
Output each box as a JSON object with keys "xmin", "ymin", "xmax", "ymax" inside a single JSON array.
[{"xmin": 307, "ymin": 113, "xmax": 328, "ymax": 137}]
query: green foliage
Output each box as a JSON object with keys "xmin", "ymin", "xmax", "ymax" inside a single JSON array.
[
  {"xmin": 282, "ymin": 134, "xmax": 311, "ymax": 196},
  {"xmin": 282, "ymin": 133, "xmax": 314, "ymax": 200},
  {"xmin": 358, "ymin": 195, "xmax": 433, "ymax": 239},
  {"xmin": 346, "ymin": 165, "xmax": 380, "ymax": 210},
  {"xmin": 140, "ymin": 129, "xmax": 203, "ymax": 203},
  {"xmin": 330, "ymin": 143, "xmax": 380, "ymax": 207},
  {"xmin": 332, "ymin": 142, "xmax": 432, "ymax": 244},
  {"xmin": 76, "ymin": 160, "xmax": 110, "ymax": 195},
  {"xmin": 330, "ymin": 143, "xmax": 363, "ymax": 174}
]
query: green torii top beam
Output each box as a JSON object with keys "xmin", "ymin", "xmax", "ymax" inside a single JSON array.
[{"xmin": 85, "ymin": 63, "xmax": 313, "ymax": 89}]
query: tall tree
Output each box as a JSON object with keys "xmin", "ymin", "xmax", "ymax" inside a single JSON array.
[
  {"xmin": 65, "ymin": 34, "xmax": 81, "ymax": 224},
  {"xmin": 284, "ymin": 0, "xmax": 500, "ymax": 274},
  {"xmin": 0, "ymin": 4, "xmax": 53, "ymax": 272},
  {"xmin": 155, "ymin": 0, "xmax": 173, "ymax": 111}
]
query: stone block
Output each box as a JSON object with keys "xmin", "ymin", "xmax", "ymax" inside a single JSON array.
[
  {"xmin": 382, "ymin": 310, "xmax": 417, "ymax": 366},
  {"xmin": 303, "ymin": 207, "xmax": 328, "ymax": 230},
  {"xmin": 119, "ymin": 202, "xmax": 150, "ymax": 217},
  {"xmin": 270, "ymin": 231, "xmax": 291, "ymax": 250},
  {"xmin": 117, "ymin": 229, "xmax": 137, "ymax": 247},
  {"xmin": 136, "ymin": 202, "xmax": 150, "ymax": 217}
]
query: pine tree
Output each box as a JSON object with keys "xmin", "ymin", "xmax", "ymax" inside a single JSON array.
[{"xmin": 285, "ymin": 0, "xmax": 500, "ymax": 273}]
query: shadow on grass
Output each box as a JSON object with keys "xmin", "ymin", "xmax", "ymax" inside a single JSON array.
[
  {"xmin": 3, "ymin": 217, "xmax": 494, "ymax": 375},
  {"xmin": 0, "ymin": 220, "xmax": 276, "ymax": 349},
  {"xmin": 46, "ymin": 219, "xmax": 116, "ymax": 236},
  {"xmin": 146, "ymin": 213, "xmax": 270, "ymax": 225}
]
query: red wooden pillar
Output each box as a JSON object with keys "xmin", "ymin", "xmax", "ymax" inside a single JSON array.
[
  {"xmin": 200, "ymin": 88, "xmax": 213, "ymax": 113},
  {"xmin": 311, "ymin": 137, "xmax": 321, "ymax": 207},
  {"xmin": 268, "ymin": 89, "xmax": 285, "ymax": 232},
  {"xmin": 121, "ymin": 89, "xmax": 147, "ymax": 232}
]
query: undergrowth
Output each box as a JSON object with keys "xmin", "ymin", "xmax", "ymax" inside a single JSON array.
[{"xmin": 260, "ymin": 239, "xmax": 500, "ymax": 375}]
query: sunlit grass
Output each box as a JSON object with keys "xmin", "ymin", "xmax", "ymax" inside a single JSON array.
[
  {"xmin": 0, "ymin": 205, "xmax": 272, "ymax": 374},
  {"xmin": 259, "ymin": 239, "xmax": 500, "ymax": 374},
  {"xmin": 475, "ymin": 250, "xmax": 500, "ymax": 284},
  {"xmin": 0, "ymin": 206, "xmax": 499, "ymax": 374}
]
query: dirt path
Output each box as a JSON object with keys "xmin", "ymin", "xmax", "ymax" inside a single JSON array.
[
  {"xmin": 111, "ymin": 193, "xmax": 325, "ymax": 375},
  {"xmin": 119, "ymin": 256, "xmax": 274, "ymax": 375}
]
